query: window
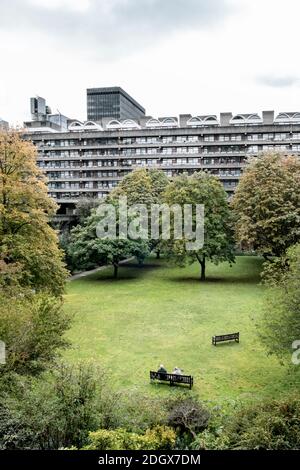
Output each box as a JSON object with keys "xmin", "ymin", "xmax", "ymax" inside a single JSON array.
[
  {"xmin": 176, "ymin": 158, "xmax": 187, "ymax": 165},
  {"xmin": 176, "ymin": 136, "xmax": 187, "ymax": 143},
  {"xmin": 147, "ymin": 148, "xmax": 158, "ymax": 154},
  {"xmin": 219, "ymin": 135, "xmax": 230, "ymax": 141},
  {"xmin": 262, "ymin": 133, "xmax": 274, "ymax": 140},
  {"xmin": 247, "ymin": 145, "xmax": 258, "ymax": 153},
  {"xmin": 187, "ymin": 136, "xmax": 198, "ymax": 142},
  {"xmin": 274, "ymin": 133, "xmax": 287, "ymax": 141}
]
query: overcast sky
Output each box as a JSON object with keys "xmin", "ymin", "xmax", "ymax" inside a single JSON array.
[{"xmin": 1, "ymin": 0, "xmax": 300, "ymax": 125}]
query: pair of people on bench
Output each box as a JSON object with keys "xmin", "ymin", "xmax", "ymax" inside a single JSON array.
[{"xmin": 157, "ymin": 364, "xmax": 183, "ymax": 376}]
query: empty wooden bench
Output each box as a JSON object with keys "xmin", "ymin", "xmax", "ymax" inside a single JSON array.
[
  {"xmin": 150, "ymin": 371, "xmax": 193, "ymax": 390},
  {"xmin": 212, "ymin": 332, "xmax": 239, "ymax": 346}
]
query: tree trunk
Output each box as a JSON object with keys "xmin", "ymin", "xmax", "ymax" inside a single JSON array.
[
  {"xmin": 199, "ymin": 255, "xmax": 206, "ymax": 281},
  {"xmin": 113, "ymin": 263, "xmax": 118, "ymax": 279}
]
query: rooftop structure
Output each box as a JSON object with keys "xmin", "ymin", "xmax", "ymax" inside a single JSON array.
[{"xmin": 87, "ymin": 87, "xmax": 145, "ymax": 121}]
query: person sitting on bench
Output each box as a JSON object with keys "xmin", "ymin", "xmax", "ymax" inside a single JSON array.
[
  {"xmin": 157, "ymin": 364, "xmax": 167, "ymax": 378},
  {"xmin": 172, "ymin": 366, "xmax": 183, "ymax": 375}
]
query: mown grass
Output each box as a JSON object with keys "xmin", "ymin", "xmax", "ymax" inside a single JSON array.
[{"xmin": 63, "ymin": 256, "xmax": 293, "ymax": 402}]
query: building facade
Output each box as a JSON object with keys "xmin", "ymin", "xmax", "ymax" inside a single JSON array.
[
  {"xmin": 24, "ymin": 110, "xmax": 300, "ymax": 216},
  {"xmin": 0, "ymin": 118, "xmax": 9, "ymax": 130},
  {"xmin": 87, "ymin": 87, "xmax": 146, "ymax": 121}
]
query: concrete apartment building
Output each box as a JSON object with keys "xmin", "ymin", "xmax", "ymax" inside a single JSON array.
[{"xmin": 23, "ymin": 95, "xmax": 300, "ymax": 217}]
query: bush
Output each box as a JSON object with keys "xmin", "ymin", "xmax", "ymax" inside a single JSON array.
[
  {"xmin": 84, "ymin": 425, "xmax": 176, "ymax": 450},
  {"xmin": 115, "ymin": 391, "xmax": 168, "ymax": 433},
  {"xmin": 0, "ymin": 363, "xmax": 117, "ymax": 450},
  {"xmin": 197, "ymin": 397, "xmax": 300, "ymax": 450},
  {"xmin": 0, "ymin": 292, "xmax": 71, "ymax": 374},
  {"xmin": 167, "ymin": 397, "xmax": 210, "ymax": 441},
  {"xmin": 0, "ymin": 401, "xmax": 35, "ymax": 450}
]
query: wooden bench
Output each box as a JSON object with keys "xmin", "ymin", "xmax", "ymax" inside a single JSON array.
[
  {"xmin": 150, "ymin": 371, "xmax": 193, "ymax": 390},
  {"xmin": 212, "ymin": 332, "xmax": 239, "ymax": 346}
]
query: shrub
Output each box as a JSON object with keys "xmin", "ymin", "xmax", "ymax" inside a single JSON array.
[
  {"xmin": 0, "ymin": 363, "xmax": 116, "ymax": 450},
  {"xmin": 84, "ymin": 425, "xmax": 176, "ymax": 450},
  {"xmin": 197, "ymin": 397, "xmax": 300, "ymax": 450},
  {"xmin": 0, "ymin": 292, "xmax": 71, "ymax": 374},
  {"xmin": 167, "ymin": 397, "xmax": 210, "ymax": 440},
  {"xmin": 0, "ymin": 401, "xmax": 35, "ymax": 450}
]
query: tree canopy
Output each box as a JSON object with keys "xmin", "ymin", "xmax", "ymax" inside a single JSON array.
[
  {"xmin": 260, "ymin": 243, "xmax": 300, "ymax": 361},
  {"xmin": 108, "ymin": 168, "xmax": 169, "ymax": 207},
  {"xmin": 163, "ymin": 172, "xmax": 235, "ymax": 281},
  {"xmin": 0, "ymin": 130, "xmax": 68, "ymax": 295},
  {"xmin": 231, "ymin": 152, "xmax": 300, "ymax": 259},
  {"xmin": 68, "ymin": 199, "xmax": 150, "ymax": 278}
]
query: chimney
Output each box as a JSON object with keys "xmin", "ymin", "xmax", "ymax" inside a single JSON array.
[
  {"xmin": 262, "ymin": 110, "xmax": 274, "ymax": 125},
  {"xmin": 220, "ymin": 112, "xmax": 232, "ymax": 126},
  {"xmin": 179, "ymin": 114, "xmax": 192, "ymax": 127}
]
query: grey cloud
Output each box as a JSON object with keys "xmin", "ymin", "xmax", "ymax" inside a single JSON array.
[
  {"xmin": 257, "ymin": 75, "xmax": 300, "ymax": 88},
  {"xmin": 1, "ymin": 0, "xmax": 232, "ymax": 58}
]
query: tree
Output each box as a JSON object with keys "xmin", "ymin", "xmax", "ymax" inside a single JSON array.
[
  {"xmin": 68, "ymin": 200, "xmax": 150, "ymax": 278},
  {"xmin": 0, "ymin": 130, "xmax": 68, "ymax": 296},
  {"xmin": 163, "ymin": 172, "xmax": 235, "ymax": 281},
  {"xmin": 108, "ymin": 168, "xmax": 169, "ymax": 206},
  {"xmin": 260, "ymin": 243, "xmax": 300, "ymax": 361},
  {"xmin": 0, "ymin": 291, "xmax": 71, "ymax": 374},
  {"xmin": 231, "ymin": 152, "xmax": 300, "ymax": 259},
  {"xmin": 109, "ymin": 169, "xmax": 169, "ymax": 258},
  {"xmin": 75, "ymin": 197, "xmax": 101, "ymax": 223}
]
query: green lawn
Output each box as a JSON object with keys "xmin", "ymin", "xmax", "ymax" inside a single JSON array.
[{"xmin": 63, "ymin": 256, "xmax": 291, "ymax": 401}]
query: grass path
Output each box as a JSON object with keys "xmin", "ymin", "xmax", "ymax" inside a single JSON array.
[{"xmin": 63, "ymin": 256, "xmax": 291, "ymax": 401}]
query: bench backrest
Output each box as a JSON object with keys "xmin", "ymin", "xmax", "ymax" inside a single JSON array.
[
  {"xmin": 150, "ymin": 371, "xmax": 192, "ymax": 383},
  {"xmin": 214, "ymin": 332, "xmax": 239, "ymax": 341}
]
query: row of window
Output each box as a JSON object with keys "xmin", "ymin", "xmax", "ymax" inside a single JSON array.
[
  {"xmin": 47, "ymin": 167, "xmax": 241, "ymax": 181},
  {"xmin": 39, "ymin": 132, "xmax": 300, "ymax": 148},
  {"xmin": 39, "ymin": 143, "xmax": 299, "ymax": 159},
  {"xmin": 38, "ymin": 157, "xmax": 246, "ymax": 170},
  {"xmin": 49, "ymin": 181, "xmax": 118, "ymax": 190}
]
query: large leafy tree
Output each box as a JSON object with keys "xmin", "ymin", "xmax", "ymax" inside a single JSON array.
[
  {"xmin": 108, "ymin": 168, "xmax": 169, "ymax": 206},
  {"xmin": 231, "ymin": 152, "xmax": 300, "ymax": 259},
  {"xmin": 163, "ymin": 172, "xmax": 235, "ymax": 281},
  {"xmin": 109, "ymin": 168, "xmax": 169, "ymax": 256},
  {"xmin": 0, "ymin": 292, "xmax": 71, "ymax": 374},
  {"xmin": 68, "ymin": 200, "xmax": 150, "ymax": 278},
  {"xmin": 260, "ymin": 243, "xmax": 300, "ymax": 361},
  {"xmin": 0, "ymin": 130, "xmax": 68, "ymax": 295}
]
